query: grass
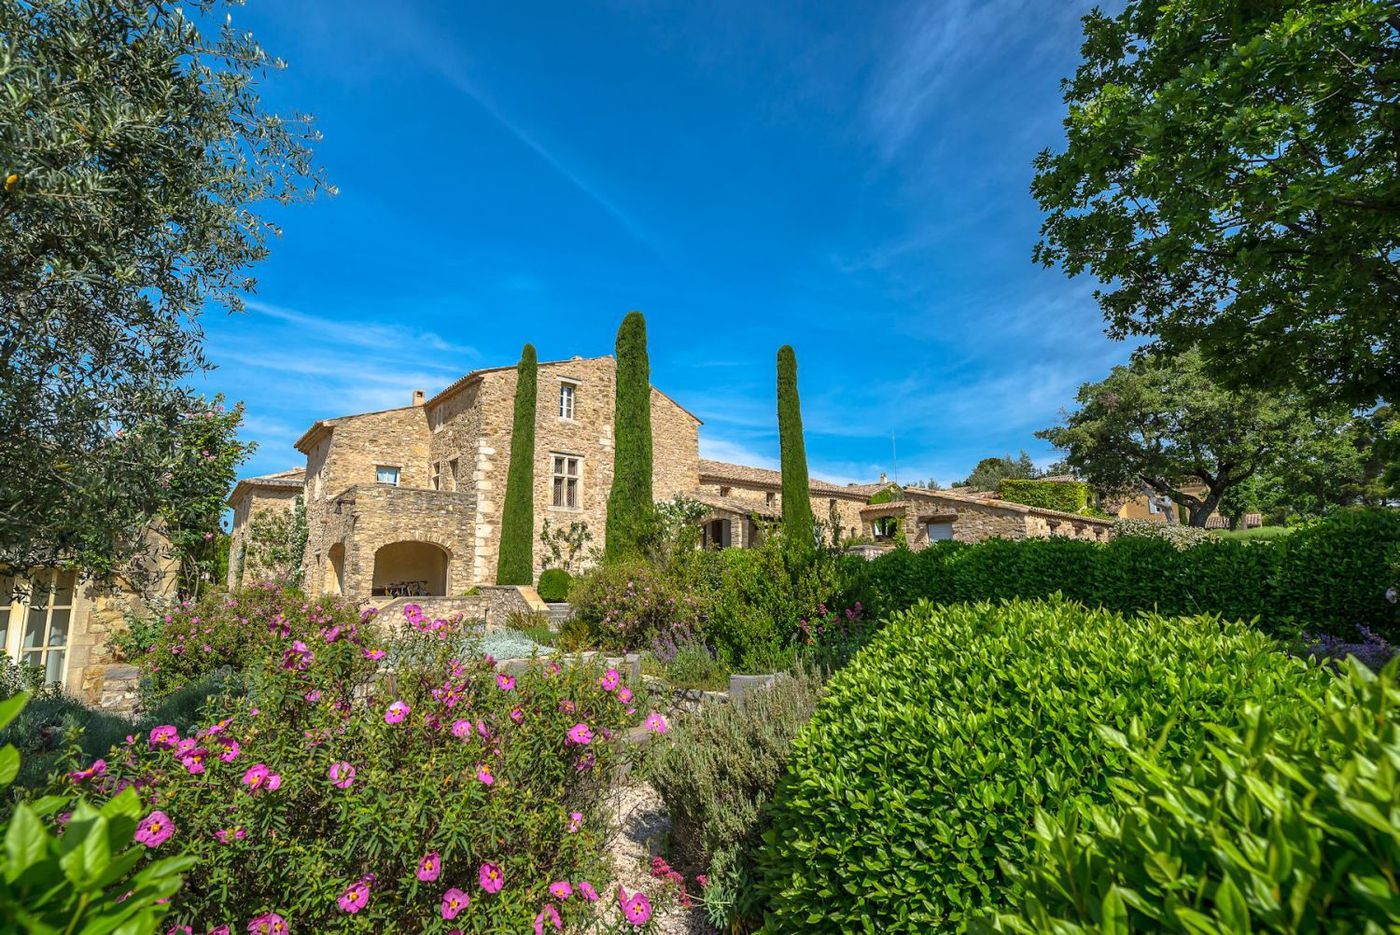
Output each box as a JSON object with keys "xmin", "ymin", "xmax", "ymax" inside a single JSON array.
[{"xmin": 1210, "ymin": 525, "xmax": 1294, "ymax": 541}]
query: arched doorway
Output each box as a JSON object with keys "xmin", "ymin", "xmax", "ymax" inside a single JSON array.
[
  {"xmin": 372, "ymin": 541, "xmax": 449, "ymax": 597},
  {"xmin": 326, "ymin": 543, "xmax": 346, "ymax": 597}
]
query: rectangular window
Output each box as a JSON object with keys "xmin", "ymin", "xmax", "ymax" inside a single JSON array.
[
  {"xmin": 559, "ymin": 382, "xmax": 576, "ymax": 420},
  {"xmin": 431, "ymin": 462, "xmax": 441, "ymax": 490},
  {"xmin": 927, "ymin": 521, "xmax": 954, "ymax": 542},
  {"xmin": 447, "ymin": 458, "xmax": 460, "ymax": 491},
  {"xmin": 10, "ymin": 570, "xmax": 75, "ymax": 685},
  {"xmin": 552, "ymin": 455, "xmax": 581, "ymax": 509},
  {"xmin": 376, "ymin": 465, "xmax": 400, "ymax": 486}
]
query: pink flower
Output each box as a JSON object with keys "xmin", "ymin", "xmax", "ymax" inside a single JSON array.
[
  {"xmin": 214, "ymin": 827, "xmax": 246, "ymax": 844},
  {"xmin": 533, "ymin": 903, "xmax": 562, "ymax": 933},
  {"xmin": 618, "ymin": 887, "xmax": 653, "ymax": 926},
  {"xmin": 510, "ymin": 707, "xmax": 524, "ymax": 723},
  {"xmin": 209, "ymin": 927, "xmax": 231, "ymax": 935},
  {"xmin": 246, "ymin": 913, "xmax": 287, "ymax": 934},
  {"xmin": 451, "ymin": 719, "xmax": 472, "ymax": 739},
  {"xmin": 559, "ymin": 699, "xmax": 575, "ymax": 714},
  {"xmin": 68, "ymin": 759, "xmax": 107, "ymax": 783},
  {"xmin": 337, "ymin": 877, "xmax": 371, "ymax": 913},
  {"xmin": 568, "ymin": 811, "xmax": 583, "ymax": 833},
  {"xmin": 180, "ymin": 749, "xmax": 208, "ymax": 774},
  {"xmin": 600, "ymin": 668, "xmax": 620, "ymax": 691},
  {"xmin": 476, "ymin": 763, "xmax": 494, "ymax": 786},
  {"xmin": 241, "ymin": 763, "xmax": 281, "ymax": 794},
  {"xmin": 403, "ymin": 603, "xmax": 424, "ymax": 623},
  {"xmin": 135, "ymin": 810, "xmax": 173, "ymax": 847},
  {"xmin": 578, "ymin": 881, "xmax": 598, "ymax": 902},
  {"xmin": 567, "ymin": 723, "xmax": 593, "ymax": 745},
  {"xmin": 549, "ymin": 880, "xmax": 573, "ymax": 900},
  {"xmin": 304, "ymin": 689, "xmax": 322, "ymax": 703},
  {"xmin": 217, "ymin": 737, "xmax": 241, "ymax": 762},
  {"xmin": 363, "ymin": 648, "xmax": 387, "ymax": 661},
  {"xmin": 617, "ymin": 686, "xmax": 633, "ymax": 704},
  {"xmin": 148, "ymin": 725, "xmax": 180, "ymax": 749},
  {"xmin": 328, "ymin": 761, "xmax": 356, "ymax": 788},
  {"xmin": 385, "ymin": 700, "xmax": 410, "ymax": 724},
  {"xmin": 417, "ymin": 851, "xmax": 441, "ymax": 882},
  {"xmin": 479, "ymin": 861, "xmax": 504, "ymax": 893},
  {"xmin": 645, "ymin": 712, "xmax": 668, "ymax": 734},
  {"xmin": 441, "ymin": 887, "xmax": 470, "ymax": 920},
  {"xmin": 496, "ymin": 673, "xmax": 515, "ymax": 691}
]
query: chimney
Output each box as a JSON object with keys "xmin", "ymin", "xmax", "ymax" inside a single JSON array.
[
  {"xmin": 412, "ymin": 389, "xmax": 425, "ymax": 407},
  {"xmin": 878, "ymin": 472, "xmax": 888, "ymax": 484}
]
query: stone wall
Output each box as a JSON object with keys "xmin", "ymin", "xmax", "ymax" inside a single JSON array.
[
  {"xmin": 227, "ymin": 485, "xmax": 301, "ymax": 589},
  {"xmin": 695, "ymin": 476, "xmax": 872, "ymax": 545}
]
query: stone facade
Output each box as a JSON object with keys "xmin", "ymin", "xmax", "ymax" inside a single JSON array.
[{"xmin": 226, "ymin": 468, "xmax": 305, "ymax": 589}]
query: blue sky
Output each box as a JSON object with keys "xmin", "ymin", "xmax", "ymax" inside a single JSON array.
[{"xmin": 199, "ymin": 0, "xmax": 1133, "ymax": 487}]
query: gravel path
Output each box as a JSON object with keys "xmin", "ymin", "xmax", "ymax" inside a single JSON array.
[{"xmin": 603, "ymin": 781, "xmax": 716, "ymax": 935}]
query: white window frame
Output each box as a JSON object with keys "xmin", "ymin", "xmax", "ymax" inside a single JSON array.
[
  {"xmin": 559, "ymin": 381, "xmax": 577, "ymax": 421},
  {"xmin": 1, "ymin": 570, "xmax": 77, "ymax": 686},
  {"xmin": 376, "ymin": 465, "xmax": 401, "ymax": 486},
  {"xmin": 551, "ymin": 454, "xmax": 582, "ymax": 510}
]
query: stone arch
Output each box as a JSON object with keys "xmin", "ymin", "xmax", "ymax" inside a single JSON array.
[{"xmin": 371, "ymin": 541, "xmax": 451, "ymax": 597}]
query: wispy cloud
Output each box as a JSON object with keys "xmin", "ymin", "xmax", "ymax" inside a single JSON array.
[{"xmin": 245, "ymin": 300, "xmax": 478, "ymax": 357}]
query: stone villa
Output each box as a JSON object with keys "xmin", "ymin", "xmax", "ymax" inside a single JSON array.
[{"xmin": 228, "ymin": 354, "xmax": 1113, "ymax": 601}]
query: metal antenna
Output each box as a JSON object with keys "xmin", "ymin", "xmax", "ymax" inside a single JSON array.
[{"xmin": 891, "ymin": 432, "xmax": 898, "ymax": 485}]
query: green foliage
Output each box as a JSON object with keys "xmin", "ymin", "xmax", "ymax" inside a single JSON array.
[
  {"xmin": 536, "ymin": 568, "xmax": 571, "ymax": 603},
  {"xmin": 866, "ymin": 486, "xmax": 901, "ymax": 505},
  {"xmin": 0, "ymin": 0, "xmax": 326, "ymax": 577},
  {"xmin": 992, "ymin": 657, "xmax": 1400, "ymax": 933},
  {"xmin": 0, "ymin": 693, "xmax": 193, "ymax": 932},
  {"xmin": 241, "ymin": 495, "xmax": 308, "ymax": 588},
  {"xmin": 570, "ymin": 558, "xmax": 697, "ymax": 652},
  {"xmin": 997, "ymin": 479, "xmax": 1093, "ymax": 514},
  {"xmin": 848, "ymin": 509, "xmax": 1400, "ymax": 641},
  {"xmin": 654, "ymin": 645, "xmax": 730, "ymax": 692},
  {"xmin": 606, "ymin": 312, "xmax": 654, "ymax": 560},
  {"xmin": 497, "ymin": 344, "xmax": 538, "ymax": 585},
  {"xmin": 65, "ymin": 603, "xmax": 640, "ymax": 932},
  {"xmin": 1037, "ymin": 350, "xmax": 1313, "ymax": 526},
  {"xmin": 1110, "ymin": 519, "xmax": 1212, "ymax": 548},
  {"xmin": 1035, "ymin": 0, "xmax": 1398, "ymax": 408},
  {"xmin": 537, "ymin": 518, "xmax": 593, "ymax": 575},
  {"xmin": 649, "ymin": 664, "xmax": 826, "ymax": 930},
  {"xmin": 638, "ymin": 495, "xmax": 709, "ymax": 566},
  {"xmin": 958, "ymin": 451, "xmax": 1038, "ymax": 491},
  {"xmin": 757, "ymin": 598, "xmax": 1327, "ymax": 932},
  {"xmin": 776, "ymin": 346, "xmax": 815, "ymax": 549}
]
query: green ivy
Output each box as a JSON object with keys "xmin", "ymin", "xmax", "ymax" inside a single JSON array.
[{"xmin": 996, "ymin": 479, "xmax": 1092, "ymax": 514}]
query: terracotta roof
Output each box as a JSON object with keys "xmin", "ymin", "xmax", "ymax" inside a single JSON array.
[
  {"xmin": 689, "ymin": 491, "xmax": 779, "ymax": 519},
  {"xmin": 697, "ymin": 460, "xmax": 884, "ymax": 498},
  {"xmin": 901, "ymin": 486, "xmax": 1115, "ymax": 526}
]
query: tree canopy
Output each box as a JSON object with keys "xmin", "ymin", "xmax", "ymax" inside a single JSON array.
[
  {"xmin": 1035, "ymin": 0, "xmax": 1400, "ymax": 408},
  {"xmin": 0, "ymin": 0, "xmax": 327, "ymax": 576},
  {"xmin": 1037, "ymin": 349, "xmax": 1314, "ymax": 526},
  {"xmin": 955, "ymin": 452, "xmax": 1039, "ymax": 491}
]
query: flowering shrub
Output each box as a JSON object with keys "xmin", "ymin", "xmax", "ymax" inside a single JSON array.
[
  {"xmin": 757, "ymin": 598, "xmax": 1329, "ymax": 932},
  {"xmin": 62, "ymin": 603, "xmax": 661, "ymax": 932},
  {"xmin": 136, "ymin": 583, "xmax": 363, "ymax": 701},
  {"xmin": 571, "ymin": 559, "xmax": 700, "ymax": 651}
]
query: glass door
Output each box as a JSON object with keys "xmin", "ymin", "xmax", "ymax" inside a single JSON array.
[{"xmin": 5, "ymin": 570, "xmax": 76, "ymax": 685}]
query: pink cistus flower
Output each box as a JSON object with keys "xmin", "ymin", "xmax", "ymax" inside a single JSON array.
[
  {"xmin": 304, "ymin": 689, "xmax": 322, "ymax": 703},
  {"xmin": 337, "ymin": 877, "xmax": 371, "ymax": 913},
  {"xmin": 148, "ymin": 725, "xmax": 180, "ymax": 749},
  {"xmin": 67, "ymin": 759, "xmax": 106, "ymax": 783},
  {"xmin": 577, "ymin": 881, "xmax": 598, "ymax": 902},
  {"xmin": 476, "ymin": 763, "xmax": 494, "ymax": 786},
  {"xmin": 451, "ymin": 719, "xmax": 472, "ymax": 739},
  {"xmin": 384, "ymin": 700, "xmax": 410, "ymax": 724},
  {"xmin": 214, "ymin": 827, "xmax": 247, "ymax": 844},
  {"xmin": 509, "ymin": 706, "xmax": 524, "ymax": 724},
  {"xmin": 134, "ymin": 810, "xmax": 174, "ymax": 848},
  {"xmin": 599, "ymin": 668, "xmax": 620, "ymax": 691},
  {"xmin": 567, "ymin": 811, "xmax": 583, "ymax": 833},
  {"xmin": 566, "ymin": 723, "xmax": 592, "ymax": 745},
  {"xmin": 495, "ymin": 673, "xmax": 515, "ymax": 692},
  {"xmin": 217, "ymin": 737, "xmax": 241, "ymax": 763},
  {"xmin": 533, "ymin": 903, "xmax": 562, "ymax": 934},
  {"xmin": 328, "ymin": 761, "xmax": 356, "ymax": 789},
  {"xmin": 618, "ymin": 887, "xmax": 653, "ymax": 926},
  {"xmin": 241, "ymin": 763, "xmax": 281, "ymax": 794},
  {"xmin": 209, "ymin": 927, "xmax": 231, "ymax": 935},
  {"xmin": 645, "ymin": 712, "xmax": 668, "ymax": 734},
  {"xmin": 246, "ymin": 913, "xmax": 287, "ymax": 934},
  {"xmin": 441, "ymin": 887, "xmax": 470, "ymax": 920},
  {"xmin": 180, "ymin": 748, "xmax": 208, "ymax": 775},
  {"xmin": 617, "ymin": 686, "xmax": 633, "ymax": 704},
  {"xmin": 363, "ymin": 648, "xmax": 387, "ymax": 661},
  {"xmin": 549, "ymin": 880, "xmax": 573, "ymax": 900},
  {"xmin": 416, "ymin": 851, "xmax": 441, "ymax": 882},
  {"xmin": 479, "ymin": 861, "xmax": 504, "ymax": 893}
]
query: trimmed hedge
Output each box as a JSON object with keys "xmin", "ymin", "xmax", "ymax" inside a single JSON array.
[
  {"xmin": 993, "ymin": 657, "xmax": 1400, "ymax": 933},
  {"xmin": 536, "ymin": 567, "xmax": 571, "ymax": 603},
  {"xmin": 847, "ymin": 508, "xmax": 1400, "ymax": 640},
  {"xmin": 997, "ymin": 478, "xmax": 1092, "ymax": 514},
  {"xmin": 756, "ymin": 598, "xmax": 1328, "ymax": 932}
]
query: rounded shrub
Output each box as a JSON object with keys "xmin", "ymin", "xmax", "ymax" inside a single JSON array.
[
  {"xmin": 536, "ymin": 568, "xmax": 572, "ymax": 603},
  {"xmin": 757, "ymin": 597, "xmax": 1326, "ymax": 932},
  {"xmin": 993, "ymin": 657, "xmax": 1400, "ymax": 933}
]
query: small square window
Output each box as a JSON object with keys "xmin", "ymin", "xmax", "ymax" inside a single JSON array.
[
  {"xmin": 559, "ymin": 383, "xmax": 576, "ymax": 420},
  {"xmin": 376, "ymin": 465, "xmax": 400, "ymax": 486}
]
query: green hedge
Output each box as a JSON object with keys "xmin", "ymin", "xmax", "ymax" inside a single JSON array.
[
  {"xmin": 756, "ymin": 598, "xmax": 1328, "ymax": 932},
  {"xmin": 993, "ymin": 657, "xmax": 1400, "ymax": 933},
  {"xmin": 847, "ymin": 508, "xmax": 1400, "ymax": 640},
  {"xmin": 997, "ymin": 478, "xmax": 1092, "ymax": 514}
]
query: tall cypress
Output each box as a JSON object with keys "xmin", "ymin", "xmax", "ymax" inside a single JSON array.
[
  {"xmin": 605, "ymin": 311, "xmax": 653, "ymax": 560},
  {"xmin": 496, "ymin": 343, "xmax": 537, "ymax": 584},
  {"xmin": 777, "ymin": 345, "xmax": 815, "ymax": 548}
]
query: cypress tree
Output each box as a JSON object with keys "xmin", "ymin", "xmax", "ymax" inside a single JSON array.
[
  {"xmin": 606, "ymin": 311, "xmax": 653, "ymax": 560},
  {"xmin": 777, "ymin": 345, "xmax": 815, "ymax": 548},
  {"xmin": 496, "ymin": 343, "xmax": 537, "ymax": 584}
]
